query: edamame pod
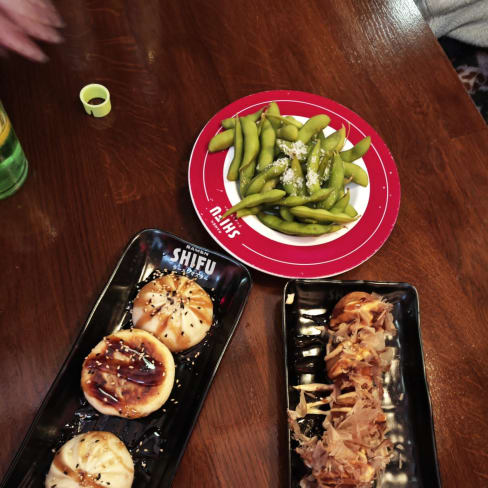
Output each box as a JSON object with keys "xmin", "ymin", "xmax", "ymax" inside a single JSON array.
[
  {"xmin": 239, "ymin": 116, "xmax": 260, "ymax": 195},
  {"xmin": 266, "ymin": 102, "xmax": 281, "ymax": 130},
  {"xmin": 279, "ymin": 207, "xmax": 294, "ymax": 222},
  {"xmin": 319, "ymin": 125, "xmax": 346, "ymax": 152},
  {"xmin": 289, "ymin": 206, "xmax": 357, "ymax": 223},
  {"xmin": 276, "ymin": 138, "xmax": 310, "ymax": 161},
  {"xmin": 305, "ymin": 139, "xmax": 321, "ymax": 195},
  {"xmin": 256, "ymin": 120, "xmax": 263, "ymax": 137},
  {"xmin": 227, "ymin": 116, "xmax": 243, "ymax": 181},
  {"xmin": 281, "ymin": 157, "xmax": 305, "ymax": 196},
  {"xmin": 340, "ymin": 136, "xmax": 371, "ymax": 162},
  {"xmin": 257, "ymin": 212, "xmax": 338, "ymax": 236},
  {"xmin": 297, "ymin": 218, "xmax": 319, "ymax": 224},
  {"xmin": 330, "ymin": 190, "xmax": 350, "ymax": 213},
  {"xmin": 221, "ymin": 108, "xmax": 263, "ymax": 129},
  {"xmin": 343, "ymin": 161, "xmax": 369, "ymax": 187},
  {"xmin": 208, "ymin": 129, "xmax": 234, "ymax": 152},
  {"xmin": 246, "ymin": 157, "xmax": 288, "ymax": 195},
  {"xmin": 222, "ymin": 189, "xmax": 285, "ymax": 218},
  {"xmin": 236, "ymin": 206, "xmax": 262, "ymax": 218},
  {"xmin": 318, "ymin": 154, "xmax": 331, "ymax": 181},
  {"xmin": 266, "ymin": 114, "xmax": 303, "ymax": 129},
  {"xmin": 292, "ymin": 157, "xmax": 305, "ymax": 196},
  {"xmin": 261, "ymin": 177, "xmax": 279, "ymax": 192},
  {"xmin": 329, "ymin": 153, "xmax": 345, "ymax": 193},
  {"xmin": 278, "ymin": 188, "xmax": 333, "ymax": 207},
  {"xmin": 316, "ymin": 188, "xmax": 338, "ymax": 210},
  {"xmin": 344, "ymin": 204, "xmax": 358, "ymax": 217},
  {"xmin": 277, "ymin": 124, "xmax": 298, "ymax": 141},
  {"xmin": 285, "ymin": 116, "xmax": 303, "ymax": 128},
  {"xmin": 240, "ymin": 116, "xmax": 260, "ymax": 171},
  {"xmin": 257, "ymin": 118, "xmax": 277, "ymax": 171},
  {"xmin": 297, "ymin": 114, "xmax": 330, "ymax": 144},
  {"xmin": 334, "ymin": 126, "xmax": 346, "ymax": 151},
  {"xmin": 316, "ymin": 154, "xmax": 343, "ymax": 209}
]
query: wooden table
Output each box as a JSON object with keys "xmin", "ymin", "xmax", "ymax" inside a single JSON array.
[{"xmin": 1, "ymin": 0, "xmax": 487, "ymax": 486}]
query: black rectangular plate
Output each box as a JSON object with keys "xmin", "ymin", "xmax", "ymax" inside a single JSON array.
[
  {"xmin": 2, "ymin": 229, "xmax": 252, "ymax": 488},
  {"xmin": 283, "ymin": 280, "xmax": 441, "ymax": 488}
]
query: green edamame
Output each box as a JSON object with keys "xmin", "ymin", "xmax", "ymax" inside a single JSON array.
[
  {"xmin": 257, "ymin": 212, "xmax": 338, "ymax": 236},
  {"xmin": 227, "ymin": 116, "xmax": 243, "ymax": 181},
  {"xmin": 266, "ymin": 114, "xmax": 302, "ymax": 129},
  {"xmin": 329, "ymin": 153, "xmax": 345, "ymax": 193},
  {"xmin": 277, "ymin": 124, "xmax": 299, "ymax": 142},
  {"xmin": 292, "ymin": 157, "xmax": 305, "ymax": 196},
  {"xmin": 278, "ymin": 188, "xmax": 333, "ymax": 207},
  {"xmin": 266, "ymin": 102, "xmax": 281, "ymax": 130},
  {"xmin": 330, "ymin": 190, "xmax": 350, "ymax": 213},
  {"xmin": 294, "ymin": 216, "xmax": 318, "ymax": 224},
  {"xmin": 316, "ymin": 154, "xmax": 343, "ymax": 209},
  {"xmin": 275, "ymin": 139, "xmax": 310, "ymax": 162},
  {"xmin": 257, "ymin": 118, "xmax": 277, "ymax": 171},
  {"xmin": 282, "ymin": 157, "xmax": 305, "ymax": 196},
  {"xmin": 318, "ymin": 155, "xmax": 331, "ymax": 180},
  {"xmin": 246, "ymin": 158, "xmax": 288, "ymax": 195},
  {"xmin": 222, "ymin": 189, "xmax": 285, "ymax": 218},
  {"xmin": 316, "ymin": 188, "xmax": 337, "ymax": 210},
  {"xmin": 221, "ymin": 108, "xmax": 263, "ymax": 129},
  {"xmin": 344, "ymin": 204, "xmax": 358, "ymax": 218},
  {"xmin": 285, "ymin": 116, "xmax": 303, "ymax": 128},
  {"xmin": 261, "ymin": 177, "xmax": 279, "ymax": 192},
  {"xmin": 306, "ymin": 139, "xmax": 321, "ymax": 195},
  {"xmin": 289, "ymin": 206, "xmax": 357, "ymax": 223},
  {"xmin": 209, "ymin": 128, "xmax": 234, "ymax": 152},
  {"xmin": 319, "ymin": 125, "xmax": 346, "ymax": 152},
  {"xmin": 239, "ymin": 115, "xmax": 260, "ymax": 195},
  {"xmin": 236, "ymin": 206, "xmax": 261, "ymax": 218},
  {"xmin": 297, "ymin": 114, "xmax": 330, "ymax": 144},
  {"xmin": 334, "ymin": 126, "xmax": 347, "ymax": 151},
  {"xmin": 340, "ymin": 136, "xmax": 371, "ymax": 162},
  {"xmin": 343, "ymin": 161, "xmax": 369, "ymax": 187},
  {"xmin": 279, "ymin": 207, "xmax": 294, "ymax": 222}
]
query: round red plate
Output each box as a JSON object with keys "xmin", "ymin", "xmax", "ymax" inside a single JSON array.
[{"xmin": 188, "ymin": 90, "xmax": 400, "ymax": 278}]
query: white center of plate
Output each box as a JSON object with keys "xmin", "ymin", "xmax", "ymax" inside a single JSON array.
[{"xmin": 222, "ymin": 117, "xmax": 370, "ymax": 247}]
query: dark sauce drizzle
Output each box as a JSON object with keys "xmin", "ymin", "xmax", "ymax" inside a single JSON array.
[{"xmin": 84, "ymin": 337, "xmax": 165, "ymax": 407}]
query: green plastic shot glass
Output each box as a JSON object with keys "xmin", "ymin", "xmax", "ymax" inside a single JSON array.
[{"xmin": 0, "ymin": 102, "xmax": 28, "ymax": 199}]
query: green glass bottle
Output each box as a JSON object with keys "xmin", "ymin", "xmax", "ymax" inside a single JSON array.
[{"xmin": 0, "ymin": 102, "xmax": 28, "ymax": 199}]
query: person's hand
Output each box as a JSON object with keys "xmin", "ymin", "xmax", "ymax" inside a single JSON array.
[{"xmin": 0, "ymin": 0, "xmax": 64, "ymax": 62}]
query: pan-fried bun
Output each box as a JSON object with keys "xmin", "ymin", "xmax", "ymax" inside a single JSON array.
[
  {"xmin": 81, "ymin": 329, "xmax": 174, "ymax": 419},
  {"xmin": 45, "ymin": 431, "xmax": 134, "ymax": 488},
  {"xmin": 132, "ymin": 274, "xmax": 213, "ymax": 352}
]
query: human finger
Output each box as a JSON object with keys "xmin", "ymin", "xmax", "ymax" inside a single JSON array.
[
  {"xmin": 2, "ymin": 5, "xmax": 63, "ymax": 44},
  {"xmin": 0, "ymin": 0, "xmax": 64, "ymax": 29},
  {"xmin": 0, "ymin": 13, "xmax": 47, "ymax": 61}
]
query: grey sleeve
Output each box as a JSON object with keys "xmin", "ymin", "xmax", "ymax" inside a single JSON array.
[{"xmin": 413, "ymin": 0, "xmax": 488, "ymax": 47}]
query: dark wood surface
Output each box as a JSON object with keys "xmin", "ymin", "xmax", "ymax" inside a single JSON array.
[{"xmin": 1, "ymin": 0, "xmax": 487, "ymax": 486}]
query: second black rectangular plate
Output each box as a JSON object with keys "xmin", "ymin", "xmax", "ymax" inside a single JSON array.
[
  {"xmin": 283, "ymin": 280, "xmax": 441, "ymax": 488},
  {"xmin": 2, "ymin": 229, "xmax": 252, "ymax": 488}
]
